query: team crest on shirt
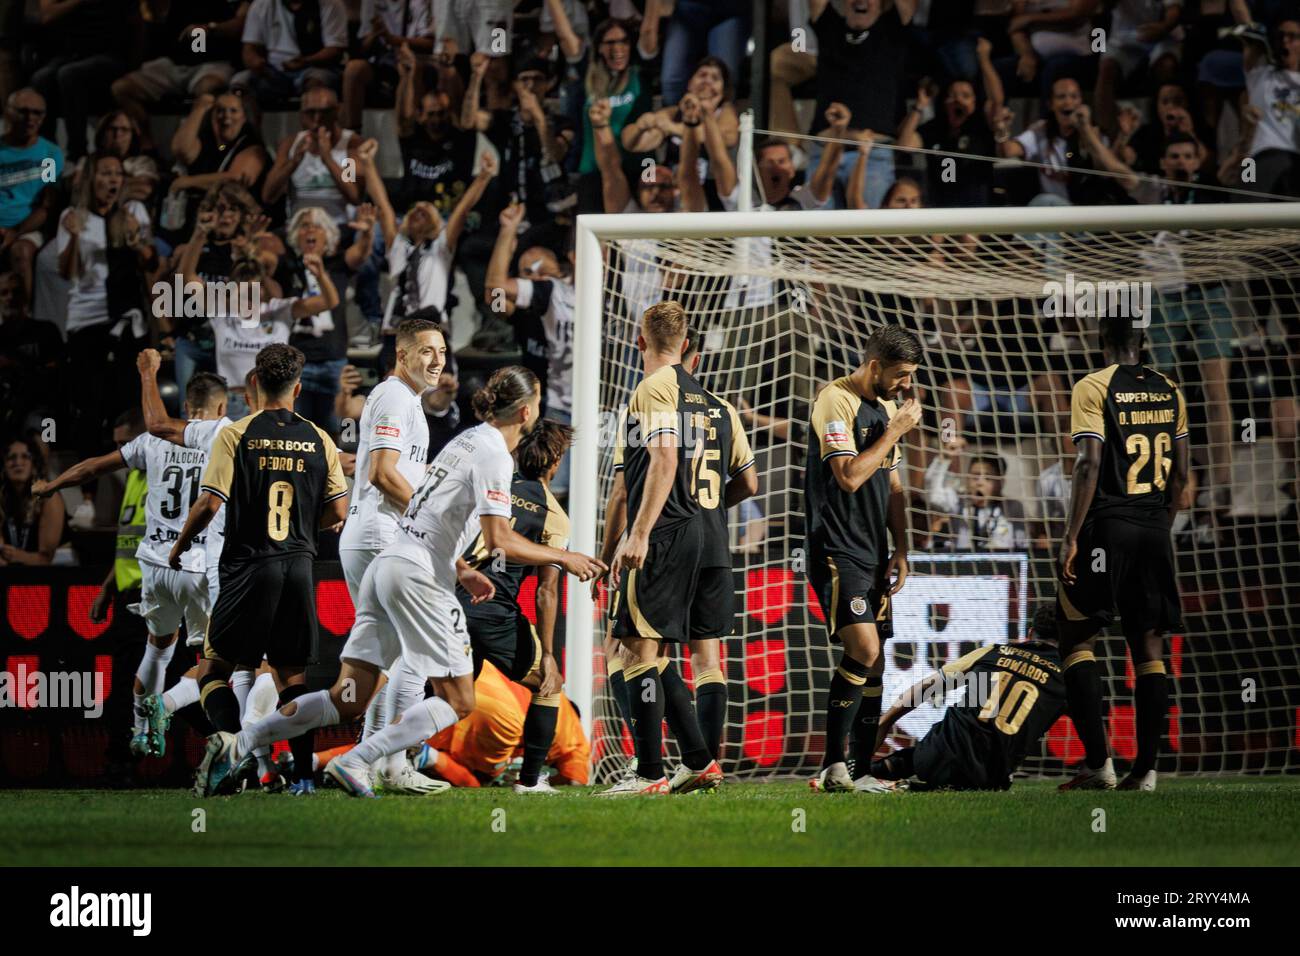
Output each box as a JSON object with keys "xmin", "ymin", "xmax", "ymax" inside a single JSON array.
[{"xmin": 850, "ymin": 596, "xmax": 868, "ymax": 616}]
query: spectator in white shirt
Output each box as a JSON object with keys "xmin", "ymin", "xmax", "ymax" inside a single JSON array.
[
  {"xmin": 233, "ymin": 0, "xmax": 349, "ymax": 103},
  {"xmin": 1232, "ymin": 4, "xmax": 1300, "ymax": 197},
  {"xmin": 57, "ymin": 152, "xmax": 158, "ymax": 454}
]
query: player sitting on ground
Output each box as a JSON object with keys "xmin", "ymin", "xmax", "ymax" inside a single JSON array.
[
  {"xmin": 869, "ymin": 604, "xmax": 1067, "ymax": 791},
  {"xmin": 1055, "ymin": 315, "xmax": 1189, "ymax": 792},
  {"xmin": 456, "ymin": 417, "xmax": 575, "ymax": 794},
  {"xmin": 200, "ymin": 367, "xmax": 605, "ymax": 799},
  {"xmin": 805, "ymin": 324, "xmax": 923, "ymax": 793},
  {"xmin": 34, "ymin": 371, "xmax": 229, "ymax": 759},
  {"xmin": 308, "ymin": 660, "xmax": 591, "ymax": 787},
  {"xmin": 598, "ymin": 302, "xmax": 734, "ymax": 797}
]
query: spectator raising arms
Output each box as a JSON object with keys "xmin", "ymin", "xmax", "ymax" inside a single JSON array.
[
  {"xmin": 283, "ymin": 204, "xmax": 377, "ymax": 432},
  {"xmin": 1232, "ymin": 2, "xmax": 1300, "ymax": 196},
  {"xmin": 167, "ymin": 92, "xmax": 270, "ymax": 238},
  {"xmin": 0, "ymin": 436, "xmax": 64, "ymax": 566},
  {"xmin": 808, "ymin": 0, "xmax": 916, "ymax": 209},
  {"xmin": 485, "ymin": 202, "xmax": 576, "ymax": 496},
  {"xmin": 373, "ymin": 144, "xmax": 498, "ymax": 336},
  {"xmin": 578, "ymin": 18, "xmax": 653, "ymax": 210},
  {"xmin": 342, "ymin": 0, "xmax": 436, "ymax": 130},
  {"xmin": 111, "ymin": 1, "xmax": 250, "ymax": 148},
  {"xmin": 392, "ymin": 43, "xmax": 478, "ymax": 216},
  {"xmin": 898, "ymin": 37, "xmax": 1006, "ymax": 208},
  {"xmin": 58, "ymin": 152, "xmax": 157, "ymax": 453}
]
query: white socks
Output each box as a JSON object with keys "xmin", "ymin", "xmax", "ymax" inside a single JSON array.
[
  {"xmin": 133, "ymin": 639, "xmax": 176, "ymax": 732},
  {"xmin": 162, "ymin": 676, "xmax": 199, "ymax": 714},
  {"xmin": 137, "ymin": 639, "xmax": 176, "ymax": 695},
  {"xmin": 347, "ymin": 696, "xmax": 457, "ymax": 769},
  {"xmin": 235, "ymin": 689, "xmax": 339, "ymax": 759},
  {"xmin": 379, "ymin": 659, "xmax": 427, "ymax": 778}
]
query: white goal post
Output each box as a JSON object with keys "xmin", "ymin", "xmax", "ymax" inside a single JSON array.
[{"xmin": 566, "ymin": 202, "xmax": 1300, "ymax": 777}]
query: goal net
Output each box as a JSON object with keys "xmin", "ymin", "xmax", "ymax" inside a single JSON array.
[{"xmin": 567, "ymin": 203, "xmax": 1300, "ymax": 784}]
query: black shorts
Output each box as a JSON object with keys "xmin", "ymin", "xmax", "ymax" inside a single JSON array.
[
  {"xmin": 689, "ymin": 565, "xmax": 735, "ymax": 640},
  {"xmin": 912, "ymin": 720, "xmax": 1004, "ymax": 792},
  {"xmin": 1056, "ymin": 517, "xmax": 1182, "ymax": 638},
  {"xmin": 466, "ymin": 602, "xmax": 541, "ymax": 683},
  {"xmin": 806, "ymin": 548, "xmax": 893, "ymax": 643},
  {"xmin": 610, "ymin": 519, "xmax": 704, "ymax": 644},
  {"xmin": 205, "ymin": 554, "xmax": 316, "ymax": 669}
]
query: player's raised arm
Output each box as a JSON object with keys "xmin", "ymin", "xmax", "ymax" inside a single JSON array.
[{"xmin": 137, "ymin": 349, "xmax": 190, "ymax": 446}]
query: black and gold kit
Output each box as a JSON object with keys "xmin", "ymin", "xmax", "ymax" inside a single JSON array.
[
  {"xmin": 458, "ymin": 474, "xmax": 569, "ymax": 682},
  {"xmin": 688, "ymin": 380, "xmax": 754, "ymax": 639},
  {"xmin": 804, "ymin": 376, "xmax": 901, "ymax": 641},
  {"xmin": 200, "ymin": 408, "xmax": 348, "ymax": 667},
  {"xmin": 912, "ymin": 640, "xmax": 1066, "ymax": 790},
  {"xmin": 610, "ymin": 363, "xmax": 740, "ymax": 643},
  {"xmin": 1057, "ymin": 364, "xmax": 1188, "ymax": 635}
]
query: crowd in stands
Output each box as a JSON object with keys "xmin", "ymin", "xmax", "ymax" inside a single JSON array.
[{"xmin": 0, "ymin": 0, "xmax": 1296, "ymax": 572}]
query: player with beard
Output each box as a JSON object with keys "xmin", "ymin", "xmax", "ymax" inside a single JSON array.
[
  {"xmin": 200, "ymin": 367, "xmax": 606, "ymax": 798},
  {"xmin": 805, "ymin": 325, "xmax": 923, "ymax": 793}
]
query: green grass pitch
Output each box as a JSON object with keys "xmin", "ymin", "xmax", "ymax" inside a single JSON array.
[{"xmin": 2, "ymin": 778, "xmax": 1296, "ymax": 867}]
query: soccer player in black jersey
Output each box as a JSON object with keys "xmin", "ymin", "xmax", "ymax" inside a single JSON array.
[
  {"xmin": 870, "ymin": 605, "xmax": 1067, "ymax": 791},
  {"xmin": 173, "ymin": 344, "xmax": 350, "ymax": 796},
  {"xmin": 1056, "ymin": 316, "xmax": 1189, "ymax": 792},
  {"xmin": 598, "ymin": 302, "xmax": 752, "ymax": 796},
  {"xmin": 598, "ymin": 329, "xmax": 757, "ymax": 791},
  {"xmin": 457, "ymin": 418, "xmax": 574, "ymax": 793},
  {"xmin": 805, "ymin": 325, "xmax": 923, "ymax": 793}
]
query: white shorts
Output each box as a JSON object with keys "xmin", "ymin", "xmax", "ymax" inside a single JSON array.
[
  {"xmin": 190, "ymin": 563, "xmax": 221, "ymax": 647},
  {"xmin": 340, "ymin": 548, "xmax": 382, "ymax": 603},
  {"xmin": 135, "ymin": 563, "xmax": 208, "ymax": 640},
  {"xmin": 341, "ymin": 553, "xmax": 472, "ymax": 680}
]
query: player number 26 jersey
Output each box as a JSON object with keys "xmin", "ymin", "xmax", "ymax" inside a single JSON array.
[{"xmin": 1070, "ymin": 363, "xmax": 1188, "ymax": 528}]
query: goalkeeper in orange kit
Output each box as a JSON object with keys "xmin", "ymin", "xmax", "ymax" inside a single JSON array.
[{"xmin": 311, "ymin": 661, "xmax": 590, "ymax": 786}]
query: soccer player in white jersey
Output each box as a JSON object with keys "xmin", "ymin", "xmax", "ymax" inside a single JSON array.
[
  {"xmin": 199, "ymin": 366, "xmax": 607, "ymax": 798},
  {"xmin": 338, "ymin": 317, "xmax": 446, "ymax": 794},
  {"xmin": 136, "ymin": 350, "xmax": 285, "ymax": 789},
  {"xmin": 34, "ymin": 369, "xmax": 229, "ymax": 758}
]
